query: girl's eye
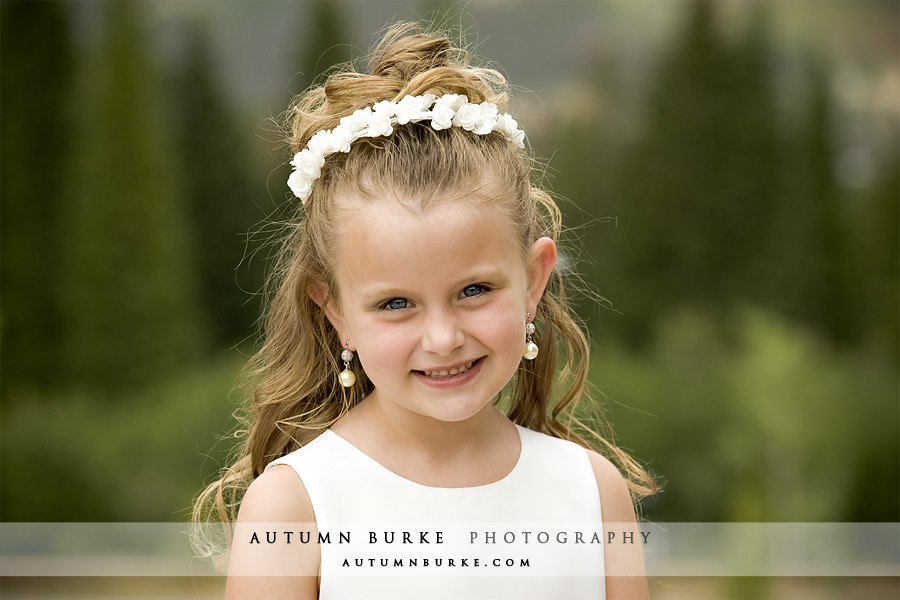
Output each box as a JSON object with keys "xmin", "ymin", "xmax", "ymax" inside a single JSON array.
[
  {"xmin": 461, "ymin": 284, "xmax": 488, "ymax": 298},
  {"xmin": 382, "ymin": 297, "xmax": 409, "ymax": 311}
]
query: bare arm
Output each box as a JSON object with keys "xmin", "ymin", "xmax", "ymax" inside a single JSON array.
[
  {"xmin": 588, "ymin": 450, "xmax": 650, "ymax": 600},
  {"xmin": 225, "ymin": 465, "xmax": 319, "ymax": 600}
]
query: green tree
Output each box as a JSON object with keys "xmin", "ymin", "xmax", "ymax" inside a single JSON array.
[
  {"xmin": 290, "ymin": 0, "xmax": 351, "ymax": 96},
  {"xmin": 0, "ymin": 0, "xmax": 73, "ymax": 393},
  {"xmin": 542, "ymin": 81, "xmax": 618, "ymax": 334},
  {"xmin": 715, "ymin": 4, "xmax": 781, "ymax": 306},
  {"xmin": 608, "ymin": 2, "xmax": 787, "ymax": 346},
  {"xmin": 171, "ymin": 22, "xmax": 263, "ymax": 350},
  {"xmin": 773, "ymin": 65, "xmax": 858, "ymax": 345},
  {"xmin": 270, "ymin": 0, "xmax": 352, "ymax": 213},
  {"xmin": 614, "ymin": 1, "xmax": 777, "ymax": 343},
  {"xmin": 861, "ymin": 141, "xmax": 899, "ymax": 359},
  {"xmin": 59, "ymin": 1, "xmax": 202, "ymax": 392}
]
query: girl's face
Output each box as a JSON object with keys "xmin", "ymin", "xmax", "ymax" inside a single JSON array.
[{"xmin": 319, "ymin": 195, "xmax": 556, "ymax": 426}]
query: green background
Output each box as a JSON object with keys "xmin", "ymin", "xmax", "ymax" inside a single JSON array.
[{"xmin": 2, "ymin": 1, "xmax": 897, "ymax": 597}]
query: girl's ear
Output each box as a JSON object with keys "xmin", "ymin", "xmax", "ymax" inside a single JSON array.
[
  {"xmin": 526, "ymin": 237, "xmax": 558, "ymax": 313},
  {"xmin": 309, "ymin": 281, "xmax": 351, "ymax": 346}
]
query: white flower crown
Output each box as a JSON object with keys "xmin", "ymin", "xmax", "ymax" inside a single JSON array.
[{"xmin": 287, "ymin": 93, "xmax": 526, "ymax": 204}]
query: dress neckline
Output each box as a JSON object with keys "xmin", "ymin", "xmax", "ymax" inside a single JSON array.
[{"xmin": 322, "ymin": 424, "xmax": 528, "ymax": 490}]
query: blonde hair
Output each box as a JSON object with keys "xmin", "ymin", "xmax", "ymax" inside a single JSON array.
[{"xmin": 192, "ymin": 21, "xmax": 655, "ymax": 564}]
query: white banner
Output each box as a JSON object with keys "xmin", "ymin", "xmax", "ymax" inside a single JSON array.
[{"xmin": 0, "ymin": 522, "xmax": 897, "ymax": 578}]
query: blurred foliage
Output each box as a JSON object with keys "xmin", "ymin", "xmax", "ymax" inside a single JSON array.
[
  {"xmin": 293, "ymin": 0, "xmax": 352, "ymax": 94},
  {"xmin": 595, "ymin": 307, "xmax": 899, "ymax": 522},
  {"xmin": 0, "ymin": 0, "xmax": 73, "ymax": 391},
  {"xmin": 0, "ymin": 351, "xmax": 244, "ymax": 522},
  {"xmin": 58, "ymin": 1, "xmax": 203, "ymax": 391},
  {"xmin": 0, "ymin": 0, "xmax": 896, "ymax": 526},
  {"xmin": 615, "ymin": 2, "xmax": 781, "ymax": 328},
  {"xmin": 170, "ymin": 22, "xmax": 264, "ymax": 350},
  {"xmin": 861, "ymin": 145, "xmax": 900, "ymax": 359},
  {"xmin": 545, "ymin": 0, "xmax": 897, "ymax": 523},
  {"xmin": 266, "ymin": 0, "xmax": 354, "ymax": 214},
  {"xmin": 567, "ymin": 0, "xmax": 887, "ymax": 351}
]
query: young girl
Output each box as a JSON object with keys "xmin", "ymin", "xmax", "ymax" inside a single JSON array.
[{"xmin": 194, "ymin": 22, "xmax": 655, "ymax": 599}]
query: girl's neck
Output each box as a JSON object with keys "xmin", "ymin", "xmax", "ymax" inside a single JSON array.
[{"xmin": 332, "ymin": 392, "xmax": 518, "ymax": 474}]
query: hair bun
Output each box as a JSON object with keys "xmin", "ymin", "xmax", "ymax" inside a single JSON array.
[
  {"xmin": 290, "ymin": 22, "xmax": 509, "ymax": 152},
  {"xmin": 371, "ymin": 28, "xmax": 452, "ymax": 82}
]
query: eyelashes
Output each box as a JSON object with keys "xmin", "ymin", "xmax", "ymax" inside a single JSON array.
[
  {"xmin": 379, "ymin": 284, "xmax": 493, "ymax": 312},
  {"xmin": 382, "ymin": 297, "xmax": 409, "ymax": 311},
  {"xmin": 461, "ymin": 284, "xmax": 488, "ymax": 298}
]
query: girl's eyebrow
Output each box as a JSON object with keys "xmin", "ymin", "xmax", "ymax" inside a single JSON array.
[
  {"xmin": 357, "ymin": 286, "xmax": 410, "ymax": 300},
  {"xmin": 448, "ymin": 268, "xmax": 509, "ymax": 287}
]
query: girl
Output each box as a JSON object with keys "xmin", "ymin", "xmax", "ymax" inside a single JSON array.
[{"xmin": 194, "ymin": 22, "xmax": 655, "ymax": 600}]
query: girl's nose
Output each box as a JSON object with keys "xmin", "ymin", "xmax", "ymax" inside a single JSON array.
[{"xmin": 421, "ymin": 310, "xmax": 465, "ymax": 356}]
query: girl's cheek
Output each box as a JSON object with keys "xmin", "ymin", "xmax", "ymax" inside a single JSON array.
[
  {"xmin": 473, "ymin": 306, "xmax": 525, "ymax": 347},
  {"xmin": 362, "ymin": 320, "xmax": 417, "ymax": 361}
]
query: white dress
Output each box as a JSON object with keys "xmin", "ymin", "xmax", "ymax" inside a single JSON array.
[{"xmin": 266, "ymin": 424, "xmax": 606, "ymax": 599}]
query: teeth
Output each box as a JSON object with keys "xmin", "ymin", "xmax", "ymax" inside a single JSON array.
[{"xmin": 423, "ymin": 361, "xmax": 475, "ymax": 378}]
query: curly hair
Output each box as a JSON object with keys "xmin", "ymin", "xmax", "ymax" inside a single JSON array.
[{"xmin": 192, "ymin": 21, "xmax": 655, "ymax": 567}]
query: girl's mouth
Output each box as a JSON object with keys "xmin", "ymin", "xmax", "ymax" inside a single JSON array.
[
  {"xmin": 419, "ymin": 359, "xmax": 477, "ymax": 378},
  {"xmin": 413, "ymin": 357, "xmax": 483, "ymax": 387}
]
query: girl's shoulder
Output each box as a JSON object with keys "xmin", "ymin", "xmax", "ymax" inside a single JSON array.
[
  {"xmin": 228, "ymin": 458, "xmax": 320, "ymax": 598},
  {"xmin": 237, "ymin": 462, "xmax": 314, "ymax": 524},
  {"xmin": 237, "ymin": 432, "xmax": 340, "ymax": 524},
  {"xmin": 584, "ymin": 448, "xmax": 635, "ymax": 524}
]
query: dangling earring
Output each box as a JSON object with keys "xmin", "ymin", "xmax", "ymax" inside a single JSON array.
[
  {"xmin": 340, "ymin": 341, "xmax": 356, "ymax": 387},
  {"xmin": 523, "ymin": 313, "xmax": 539, "ymax": 360}
]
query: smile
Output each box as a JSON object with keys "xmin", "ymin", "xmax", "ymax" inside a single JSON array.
[
  {"xmin": 420, "ymin": 360, "xmax": 477, "ymax": 379},
  {"xmin": 413, "ymin": 356, "xmax": 483, "ymax": 389}
]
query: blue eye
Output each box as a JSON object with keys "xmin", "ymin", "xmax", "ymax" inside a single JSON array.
[
  {"xmin": 383, "ymin": 298, "xmax": 409, "ymax": 311},
  {"xmin": 461, "ymin": 284, "xmax": 487, "ymax": 298}
]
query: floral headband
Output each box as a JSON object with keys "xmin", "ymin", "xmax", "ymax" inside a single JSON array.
[{"xmin": 287, "ymin": 93, "xmax": 526, "ymax": 204}]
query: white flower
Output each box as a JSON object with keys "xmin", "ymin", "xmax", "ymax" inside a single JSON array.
[
  {"xmin": 367, "ymin": 112, "xmax": 394, "ymax": 137},
  {"xmin": 434, "ymin": 94, "xmax": 467, "ymax": 113},
  {"xmin": 493, "ymin": 113, "xmax": 525, "ymax": 148},
  {"xmin": 287, "ymin": 170, "xmax": 313, "ymax": 203},
  {"xmin": 509, "ymin": 128, "xmax": 525, "ymax": 148},
  {"xmin": 492, "ymin": 113, "xmax": 516, "ymax": 138},
  {"xmin": 329, "ymin": 126, "xmax": 353, "ymax": 153},
  {"xmin": 395, "ymin": 94, "xmax": 436, "ymax": 124},
  {"xmin": 307, "ymin": 127, "xmax": 353, "ymax": 155},
  {"xmin": 339, "ymin": 106, "xmax": 372, "ymax": 132},
  {"xmin": 430, "ymin": 103, "xmax": 455, "ymax": 130},
  {"xmin": 287, "ymin": 93, "xmax": 529, "ymax": 201},
  {"xmin": 306, "ymin": 129, "xmax": 336, "ymax": 155},
  {"xmin": 452, "ymin": 101, "xmax": 495, "ymax": 135},
  {"xmin": 290, "ymin": 149, "xmax": 325, "ymax": 179},
  {"xmin": 452, "ymin": 102, "xmax": 482, "ymax": 132},
  {"xmin": 372, "ymin": 100, "xmax": 396, "ymax": 117},
  {"xmin": 469, "ymin": 102, "xmax": 497, "ymax": 135}
]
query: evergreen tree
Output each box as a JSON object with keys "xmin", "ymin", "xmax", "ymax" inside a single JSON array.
[
  {"xmin": 59, "ymin": 1, "xmax": 202, "ymax": 391},
  {"xmin": 171, "ymin": 22, "xmax": 263, "ymax": 350},
  {"xmin": 613, "ymin": 1, "xmax": 735, "ymax": 342},
  {"xmin": 0, "ymin": 0, "xmax": 73, "ymax": 393},
  {"xmin": 291, "ymin": 0, "xmax": 351, "ymax": 96},
  {"xmin": 612, "ymin": 1, "xmax": 782, "ymax": 343},
  {"xmin": 715, "ymin": 4, "xmax": 781, "ymax": 306},
  {"xmin": 543, "ymin": 77, "xmax": 617, "ymax": 333},
  {"xmin": 775, "ymin": 65, "xmax": 857, "ymax": 344},
  {"xmin": 861, "ymin": 142, "xmax": 899, "ymax": 358},
  {"xmin": 271, "ymin": 0, "xmax": 352, "ymax": 211}
]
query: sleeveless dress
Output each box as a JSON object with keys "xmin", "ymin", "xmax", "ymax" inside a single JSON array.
[{"xmin": 266, "ymin": 424, "xmax": 606, "ymax": 599}]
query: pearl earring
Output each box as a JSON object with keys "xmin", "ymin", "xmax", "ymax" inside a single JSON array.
[
  {"xmin": 523, "ymin": 313, "xmax": 539, "ymax": 360},
  {"xmin": 340, "ymin": 342, "xmax": 356, "ymax": 387}
]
